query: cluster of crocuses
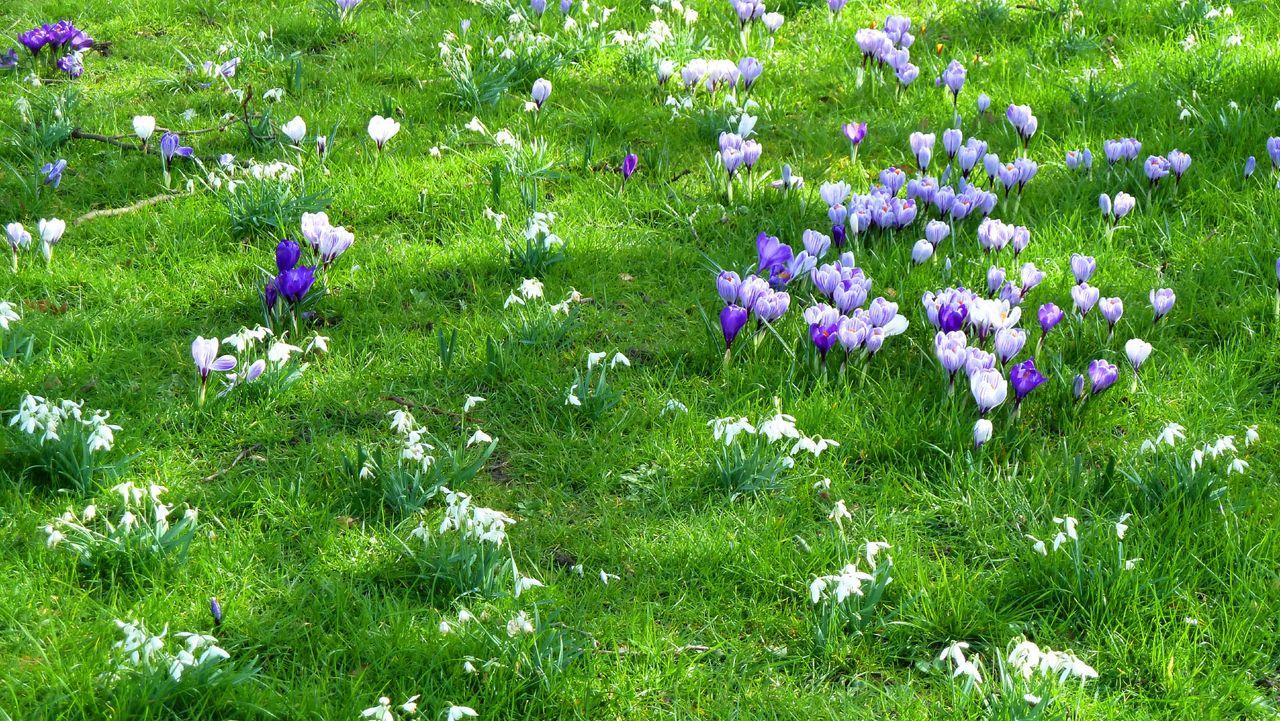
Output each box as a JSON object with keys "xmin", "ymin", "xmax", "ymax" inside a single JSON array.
[
  {"xmin": 5, "ymin": 218, "xmax": 66, "ymax": 271},
  {"xmin": 715, "ymin": 131, "xmax": 763, "ymax": 196},
  {"xmin": 15, "ymin": 20, "xmax": 94, "ymax": 78},
  {"xmin": 853, "ymin": 15, "xmax": 919, "ymax": 88},
  {"xmin": 191, "ymin": 327, "xmax": 328, "ymax": 405},
  {"xmin": 727, "ymin": 0, "xmax": 786, "ymax": 49},
  {"xmin": 261, "ymin": 213, "xmax": 354, "ymax": 326},
  {"xmin": 676, "ymin": 56, "xmax": 764, "ymax": 96}
]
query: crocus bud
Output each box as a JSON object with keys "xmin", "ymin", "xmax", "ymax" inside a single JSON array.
[{"xmin": 973, "ymin": 419, "xmax": 993, "ymax": 449}]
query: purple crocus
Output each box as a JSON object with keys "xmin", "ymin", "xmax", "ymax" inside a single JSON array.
[
  {"xmin": 738, "ymin": 275, "xmax": 769, "ymax": 311},
  {"xmin": 41, "ymin": 159, "xmax": 67, "ymax": 188},
  {"xmin": 755, "ymin": 291, "xmax": 790, "ymax": 322},
  {"xmin": 1244, "ymin": 156, "xmax": 1257, "ymax": 179},
  {"xmin": 976, "ymin": 93, "xmax": 991, "ymax": 114},
  {"xmin": 809, "ymin": 321, "xmax": 840, "ymax": 359},
  {"xmin": 276, "ymin": 239, "xmax": 302, "ymax": 273},
  {"xmin": 18, "ymin": 28, "xmax": 48, "ymax": 56},
  {"xmin": 1009, "ymin": 358, "xmax": 1046, "ymax": 408},
  {"xmin": 210, "ymin": 596, "xmax": 223, "ymax": 626},
  {"xmin": 935, "ymin": 331, "xmax": 969, "ymax": 388},
  {"xmin": 277, "ymin": 265, "xmax": 316, "ymax": 304},
  {"xmin": 843, "ymin": 122, "xmax": 867, "ymax": 146},
  {"xmin": 738, "ymin": 57, "xmax": 763, "ymax": 91},
  {"xmin": 56, "ymin": 53, "xmax": 83, "ymax": 78},
  {"xmin": 756, "ymin": 232, "xmax": 793, "ymax": 279},
  {"xmin": 720, "ymin": 305, "xmax": 749, "ymax": 349},
  {"xmin": 531, "ymin": 0, "xmax": 547, "ymax": 15},
  {"xmin": 531, "ymin": 78, "xmax": 552, "ymax": 109},
  {"xmin": 1167, "ymin": 149, "xmax": 1191, "ymax": 184},
  {"xmin": 1144, "ymin": 155, "xmax": 1170, "ymax": 185},
  {"xmin": 1267, "ymin": 137, "xmax": 1280, "ymax": 170},
  {"xmin": 192, "ymin": 336, "xmax": 236, "ymax": 405},
  {"xmin": 1038, "ymin": 303, "xmax": 1063, "ymax": 335},
  {"xmin": 621, "ymin": 153, "xmax": 638, "ymax": 184},
  {"xmin": 0, "ymin": 49, "xmax": 17, "ymax": 69},
  {"xmin": 994, "ymin": 327, "xmax": 1026, "ymax": 365},
  {"xmin": 970, "ymin": 368, "xmax": 1008, "ymax": 416},
  {"xmin": 1087, "ymin": 359, "xmax": 1119, "ymax": 396}
]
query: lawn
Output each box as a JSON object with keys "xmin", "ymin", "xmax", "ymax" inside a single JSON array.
[{"xmin": 1, "ymin": 0, "xmax": 1279, "ymax": 718}]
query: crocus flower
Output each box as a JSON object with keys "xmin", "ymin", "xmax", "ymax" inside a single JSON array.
[
  {"xmin": 925, "ymin": 220, "xmax": 949, "ymax": 247},
  {"xmin": 1072, "ymin": 373, "xmax": 1085, "ymax": 399},
  {"xmin": 935, "ymin": 331, "xmax": 968, "ymax": 386},
  {"xmin": 942, "ymin": 60, "xmax": 966, "ymax": 103},
  {"xmin": 159, "ymin": 132, "xmax": 193, "ymax": 163},
  {"xmin": 1098, "ymin": 297, "xmax": 1124, "ymax": 332},
  {"xmin": 1268, "ymin": 137, "xmax": 1280, "ymax": 170},
  {"xmin": 738, "ymin": 275, "xmax": 769, "ymax": 311},
  {"xmin": 716, "ymin": 271, "xmax": 741, "ymax": 304},
  {"xmin": 756, "ymin": 232, "xmax": 793, "ymax": 279},
  {"xmin": 912, "ymin": 239, "xmax": 934, "ymax": 264},
  {"xmin": 1070, "ymin": 254, "xmax": 1096, "ymax": 284},
  {"xmin": 1071, "ymin": 283, "xmax": 1100, "ymax": 317},
  {"xmin": 973, "ymin": 418, "xmax": 993, "ymax": 449},
  {"xmin": 19, "ymin": 28, "xmax": 47, "ymax": 56},
  {"xmin": 56, "ymin": 53, "xmax": 83, "ymax": 79},
  {"xmin": 1113, "ymin": 192, "xmax": 1136, "ymax": 220},
  {"xmin": 976, "ymin": 93, "xmax": 991, "ymax": 114},
  {"xmin": 1150, "ymin": 288, "xmax": 1175, "ymax": 323},
  {"xmin": 763, "ymin": 11, "xmax": 784, "ymax": 32},
  {"xmin": 1009, "ymin": 358, "xmax": 1046, "ymax": 407},
  {"xmin": 6, "ymin": 221, "xmax": 30, "ymax": 270},
  {"xmin": 802, "ymin": 230, "xmax": 830, "ymax": 259},
  {"xmin": 720, "ymin": 305, "xmax": 749, "ymax": 349},
  {"xmin": 1125, "ymin": 338, "xmax": 1152, "ymax": 373},
  {"xmin": 1244, "ymin": 156, "xmax": 1257, "ymax": 179},
  {"xmin": 621, "ymin": 153, "xmax": 638, "ymax": 183},
  {"xmin": 970, "ymin": 368, "xmax": 1008, "ymax": 416},
  {"xmin": 317, "ymin": 226, "xmax": 355, "ymax": 266},
  {"xmin": 843, "ymin": 122, "xmax": 867, "ymax": 146},
  {"xmin": 993, "ymin": 327, "xmax": 1026, "ymax": 365},
  {"xmin": 531, "ymin": 78, "xmax": 552, "ymax": 109},
  {"xmin": 210, "ymin": 596, "xmax": 223, "ymax": 626},
  {"xmin": 809, "ymin": 320, "xmax": 840, "ymax": 359},
  {"xmin": 755, "ymin": 290, "xmax": 790, "ymax": 322},
  {"xmin": 1038, "ymin": 303, "xmax": 1063, "ymax": 335},
  {"xmin": 276, "ymin": 266, "xmax": 316, "ymax": 303},
  {"xmin": 738, "ymin": 57, "xmax": 763, "ymax": 91},
  {"xmin": 1144, "ymin": 155, "xmax": 1170, "ymax": 185},
  {"xmin": 367, "ymin": 115, "xmax": 400, "ymax": 151},
  {"xmin": 0, "ymin": 48, "xmax": 17, "ymax": 69},
  {"xmin": 37, "ymin": 218, "xmax": 65, "ymax": 265},
  {"xmin": 276, "ymin": 239, "xmax": 302, "ymax": 273},
  {"xmin": 192, "ymin": 336, "xmax": 236, "ymax": 404},
  {"xmin": 133, "ymin": 115, "xmax": 156, "ymax": 143},
  {"xmin": 41, "ymin": 159, "xmax": 67, "ymax": 188},
  {"xmin": 1087, "ymin": 359, "xmax": 1119, "ymax": 396},
  {"xmin": 281, "ymin": 116, "xmax": 307, "ymax": 145},
  {"xmin": 1167, "ymin": 149, "xmax": 1191, "ymax": 183},
  {"xmin": 531, "ymin": 0, "xmax": 547, "ymax": 15},
  {"xmin": 986, "ymin": 266, "xmax": 1006, "ymax": 297}
]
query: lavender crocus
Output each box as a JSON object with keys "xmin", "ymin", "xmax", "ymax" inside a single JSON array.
[
  {"xmin": 976, "ymin": 93, "xmax": 991, "ymax": 114},
  {"xmin": 1244, "ymin": 156, "xmax": 1257, "ymax": 180},
  {"xmin": 160, "ymin": 132, "xmax": 193, "ymax": 163},
  {"xmin": 912, "ymin": 239, "xmax": 934, "ymax": 264},
  {"xmin": 993, "ymin": 327, "xmax": 1026, "ymax": 365},
  {"xmin": 935, "ymin": 331, "xmax": 968, "ymax": 387},
  {"xmin": 1086, "ymin": 359, "xmax": 1119, "ymax": 396},
  {"xmin": 192, "ymin": 336, "xmax": 236, "ymax": 404},
  {"xmin": 42, "ymin": 159, "xmax": 67, "ymax": 189},
  {"xmin": 720, "ymin": 305, "xmax": 749, "ymax": 350},
  {"xmin": 716, "ymin": 271, "xmax": 742, "ymax": 304},
  {"xmin": 925, "ymin": 220, "xmax": 949, "ymax": 247},
  {"xmin": 210, "ymin": 596, "xmax": 223, "ymax": 626},
  {"xmin": 1268, "ymin": 137, "xmax": 1280, "ymax": 170},
  {"xmin": 755, "ymin": 291, "xmax": 790, "ymax": 322},
  {"xmin": 1098, "ymin": 297, "xmax": 1124, "ymax": 333},
  {"xmin": 970, "ymin": 368, "xmax": 1008, "ymax": 416},
  {"xmin": 756, "ymin": 232, "xmax": 793, "ymax": 282},
  {"xmin": 1150, "ymin": 288, "xmax": 1175, "ymax": 324},
  {"xmin": 1072, "ymin": 283, "xmax": 1100, "ymax": 318},
  {"xmin": 802, "ymin": 230, "xmax": 831, "ymax": 259},
  {"xmin": 738, "ymin": 275, "xmax": 770, "ymax": 311},
  {"xmin": 942, "ymin": 60, "xmax": 966, "ymax": 104},
  {"xmin": 1167, "ymin": 149, "xmax": 1191, "ymax": 184},
  {"xmin": 1070, "ymin": 254, "xmax": 1096, "ymax": 284},
  {"xmin": 56, "ymin": 53, "xmax": 83, "ymax": 78},
  {"xmin": 974, "ymin": 419, "xmax": 993, "ymax": 449},
  {"xmin": 843, "ymin": 122, "xmax": 867, "ymax": 146},
  {"xmin": 531, "ymin": 78, "xmax": 552, "ymax": 109}
]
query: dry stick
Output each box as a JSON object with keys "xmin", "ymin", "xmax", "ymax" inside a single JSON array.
[{"xmin": 74, "ymin": 193, "xmax": 182, "ymax": 224}]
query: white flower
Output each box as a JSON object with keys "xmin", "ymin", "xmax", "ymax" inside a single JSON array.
[
  {"xmin": 388, "ymin": 409, "xmax": 416, "ymax": 435},
  {"xmin": 401, "ymin": 695, "xmax": 420, "ymax": 714},
  {"xmin": 1245, "ymin": 425, "xmax": 1259, "ymax": 446},
  {"xmin": 609, "ymin": 352, "xmax": 630, "ymax": 368},
  {"xmin": 463, "ymin": 660, "xmax": 478, "ymax": 674},
  {"xmin": 1124, "ymin": 558, "xmax": 1142, "ymax": 570},
  {"xmin": 280, "ymin": 116, "xmax": 307, "ymax": 144},
  {"xmin": 447, "ymin": 706, "xmax": 479, "ymax": 721},
  {"xmin": 1156, "ymin": 422, "xmax": 1185, "ymax": 447},
  {"xmin": 463, "ymin": 396, "xmax": 485, "ymax": 413},
  {"xmin": 367, "ymin": 115, "xmax": 401, "ymax": 150},
  {"xmin": 45, "ymin": 526, "xmax": 64, "ymax": 548},
  {"xmin": 37, "ymin": 218, "xmax": 65, "ymax": 246},
  {"xmin": 791, "ymin": 436, "xmax": 839, "ymax": 457},
  {"xmin": 263, "ymin": 87, "xmax": 285, "ymax": 101},
  {"xmin": 514, "ymin": 575, "xmax": 544, "ymax": 597},
  {"xmin": 133, "ymin": 115, "xmax": 156, "ymax": 141},
  {"xmin": 827, "ymin": 500, "xmax": 851, "ymax": 527},
  {"xmin": 758, "ymin": 413, "xmax": 800, "ymax": 444},
  {"xmin": 1228, "ymin": 458, "xmax": 1249, "ymax": 474},
  {"xmin": 457, "ymin": 609, "xmax": 475, "ymax": 624},
  {"xmin": 267, "ymin": 341, "xmax": 303, "ymax": 365},
  {"xmin": 504, "ymin": 293, "xmax": 525, "ymax": 308},
  {"xmin": 439, "ymin": 620, "xmax": 452, "ymax": 635},
  {"xmin": 506, "ymin": 611, "xmax": 534, "ymax": 637},
  {"xmin": 660, "ymin": 399, "xmax": 688, "ymax": 416},
  {"xmin": 465, "ymin": 117, "xmax": 488, "ymax": 135},
  {"xmin": 1026, "ymin": 534, "xmax": 1047, "ymax": 556},
  {"xmin": 518, "ymin": 277, "xmax": 544, "ymax": 300},
  {"xmin": 1115, "ymin": 513, "xmax": 1131, "ymax": 540},
  {"xmin": 587, "ymin": 351, "xmax": 608, "ymax": 369},
  {"xmin": 565, "ymin": 392, "xmax": 581, "ymax": 406},
  {"xmin": 361, "ymin": 697, "xmax": 394, "ymax": 721},
  {"xmin": 1190, "ymin": 448, "xmax": 1204, "ymax": 471},
  {"xmin": 708, "ymin": 417, "xmax": 755, "ymax": 445},
  {"xmin": 864, "ymin": 541, "xmax": 892, "ymax": 568},
  {"xmin": 466, "ymin": 430, "xmax": 493, "ymax": 447},
  {"xmin": 600, "ymin": 570, "xmax": 620, "ymax": 584},
  {"xmin": 0, "ymin": 301, "xmax": 20, "ymax": 330}
]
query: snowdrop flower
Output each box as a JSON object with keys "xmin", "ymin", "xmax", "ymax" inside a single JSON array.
[
  {"xmin": 514, "ymin": 575, "xmax": 544, "ymax": 596},
  {"xmin": 132, "ymin": 115, "xmax": 156, "ymax": 142},
  {"xmin": 1156, "ymin": 422, "xmax": 1185, "ymax": 447},
  {"xmin": 267, "ymin": 341, "xmax": 303, "ymax": 365},
  {"xmin": 600, "ymin": 570, "xmax": 620, "ymax": 584},
  {"xmin": 565, "ymin": 390, "xmax": 581, "ymax": 406},
  {"xmin": 827, "ymin": 499, "xmax": 852, "ymax": 527},
  {"xmin": 280, "ymin": 116, "xmax": 306, "ymax": 144},
  {"xmin": 1190, "ymin": 447, "xmax": 1204, "ymax": 471},
  {"xmin": 263, "ymin": 87, "xmax": 285, "ymax": 101},
  {"xmin": 1228, "ymin": 458, "xmax": 1248, "ymax": 474},
  {"xmin": 465, "ymin": 116, "xmax": 488, "ymax": 135},
  {"xmin": 0, "ymin": 302, "xmax": 19, "ymax": 331},
  {"xmin": 661, "ymin": 399, "xmax": 688, "ymax": 415},
  {"xmin": 367, "ymin": 115, "xmax": 400, "ymax": 151},
  {"xmin": 1245, "ymin": 425, "xmax": 1258, "ymax": 446},
  {"xmin": 1115, "ymin": 513, "xmax": 1131, "ymax": 540},
  {"xmin": 439, "ymin": 620, "xmax": 453, "ymax": 634},
  {"xmin": 791, "ymin": 436, "xmax": 839, "ymax": 456},
  {"xmin": 610, "ymin": 352, "xmax": 630, "ymax": 368},
  {"xmin": 709, "ymin": 417, "xmax": 755, "ymax": 445},
  {"xmin": 466, "ymin": 430, "xmax": 493, "ymax": 447},
  {"xmin": 506, "ymin": 611, "xmax": 534, "ymax": 637},
  {"xmin": 1026, "ymin": 535, "xmax": 1047, "ymax": 556},
  {"xmin": 865, "ymin": 541, "xmax": 891, "ymax": 567},
  {"xmin": 361, "ymin": 698, "xmax": 394, "ymax": 721},
  {"xmin": 463, "ymin": 396, "xmax": 485, "ymax": 412},
  {"xmin": 447, "ymin": 707, "xmax": 479, "ymax": 721},
  {"xmin": 587, "ymin": 351, "xmax": 607, "ymax": 369},
  {"xmin": 1124, "ymin": 558, "xmax": 1142, "ymax": 570},
  {"xmin": 401, "ymin": 696, "xmax": 420, "ymax": 714},
  {"xmin": 758, "ymin": 413, "xmax": 800, "ymax": 443}
]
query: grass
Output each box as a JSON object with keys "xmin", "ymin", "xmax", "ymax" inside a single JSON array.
[{"xmin": 1, "ymin": 0, "xmax": 1280, "ymax": 718}]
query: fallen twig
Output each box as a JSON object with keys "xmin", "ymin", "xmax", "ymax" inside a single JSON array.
[
  {"xmin": 201, "ymin": 444, "xmax": 265, "ymax": 483},
  {"xmin": 75, "ymin": 193, "xmax": 182, "ymax": 224}
]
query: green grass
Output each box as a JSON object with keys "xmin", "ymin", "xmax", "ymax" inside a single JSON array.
[{"xmin": 2, "ymin": 0, "xmax": 1280, "ymax": 718}]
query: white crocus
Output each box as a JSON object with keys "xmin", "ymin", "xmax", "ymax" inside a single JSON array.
[
  {"xmin": 280, "ymin": 116, "xmax": 306, "ymax": 144},
  {"xmin": 367, "ymin": 115, "xmax": 401, "ymax": 151}
]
